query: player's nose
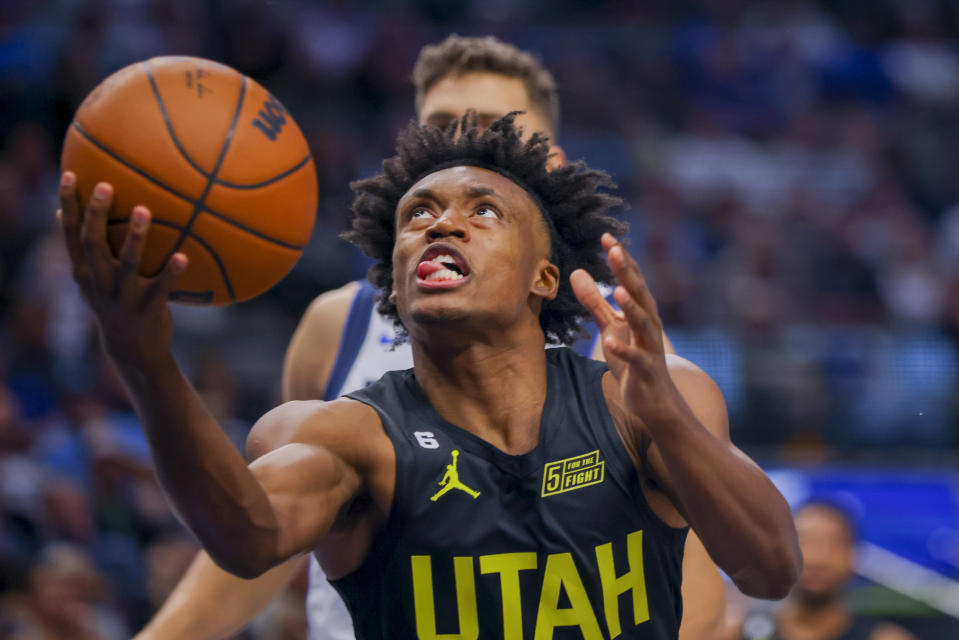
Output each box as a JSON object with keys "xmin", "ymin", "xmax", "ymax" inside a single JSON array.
[{"xmin": 426, "ymin": 208, "xmax": 469, "ymax": 241}]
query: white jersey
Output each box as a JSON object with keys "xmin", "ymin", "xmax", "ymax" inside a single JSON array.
[{"xmin": 305, "ymin": 279, "xmax": 606, "ymax": 640}]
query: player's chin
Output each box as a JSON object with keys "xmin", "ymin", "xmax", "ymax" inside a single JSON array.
[{"xmin": 402, "ymin": 296, "xmax": 479, "ymax": 332}]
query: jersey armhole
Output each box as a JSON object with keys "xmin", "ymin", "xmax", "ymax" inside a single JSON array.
[
  {"xmin": 590, "ymin": 367, "xmax": 690, "ymax": 541},
  {"xmin": 323, "ymin": 282, "xmax": 377, "ymax": 401},
  {"xmin": 341, "ymin": 390, "xmax": 407, "ymax": 546}
]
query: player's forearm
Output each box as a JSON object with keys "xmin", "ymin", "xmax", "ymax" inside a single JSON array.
[
  {"xmin": 643, "ymin": 402, "xmax": 800, "ymax": 599},
  {"xmin": 135, "ymin": 552, "xmax": 305, "ymax": 640},
  {"xmin": 112, "ymin": 350, "xmax": 282, "ymax": 577}
]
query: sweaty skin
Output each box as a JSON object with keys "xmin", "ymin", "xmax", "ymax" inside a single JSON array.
[{"xmin": 135, "ymin": 72, "xmax": 720, "ymax": 640}]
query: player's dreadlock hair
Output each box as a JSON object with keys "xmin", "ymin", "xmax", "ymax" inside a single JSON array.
[{"xmin": 342, "ymin": 112, "xmax": 627, "ymax": 345}]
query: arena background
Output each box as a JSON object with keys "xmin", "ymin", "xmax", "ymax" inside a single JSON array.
[{"xmin": 1, "ymin": 0, "xmax": 957, "ymax": 637}]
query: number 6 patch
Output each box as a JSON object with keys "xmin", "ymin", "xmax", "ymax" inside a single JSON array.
[{"xmin": 413, "ymin": 431, "xmax": 440, "ymax": 449}]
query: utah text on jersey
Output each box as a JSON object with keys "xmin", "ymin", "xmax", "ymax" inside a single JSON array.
[{"xmin": 411, "ymin": 529, "xmax": 649, "ymax": 639}]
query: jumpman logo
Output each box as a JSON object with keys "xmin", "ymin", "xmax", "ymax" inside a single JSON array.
[{"xmin": 430, "ymin": 450, "xmax": 480, "ymax": 501}]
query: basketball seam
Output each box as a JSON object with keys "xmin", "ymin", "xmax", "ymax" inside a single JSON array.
[
  {"xmin": 107, "ymin": 218, "xmax": 233, "ymax": 301},
  {"xmin": 184, "ymin": 229, "xmax": 236, "ymax": 301},
  {"xmin": 70, "ymin": 122, "xmax": 308, "ymax": 251},
  {"xmin": 143, "ymin": 60, "xmax": 211, "ymax": 179},
  {"xmin": 109, "ymin": 215, "xmax": 303, "ymax": 252},
  {"xmin": 214, "ymin": 153, "xmax": 312, "ymax": 189},
  {"xmin": 158, "ymin": 76, "xmax": 247, "ymax": 303}
]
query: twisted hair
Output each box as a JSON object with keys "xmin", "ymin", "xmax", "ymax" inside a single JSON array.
[{"xmin": 342, "ymin": 113, "xmax": 627, "ymax": 345}]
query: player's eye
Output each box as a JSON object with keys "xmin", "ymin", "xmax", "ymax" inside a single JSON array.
[
  {"xmin": 475, "ymin": 206, "xmax": 498, "ymax": 218},
  {"xmin": 411, "ymin": 208, "xmax": 432, "ymax": 219}
]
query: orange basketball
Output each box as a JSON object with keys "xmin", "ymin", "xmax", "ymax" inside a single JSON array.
[{"xmin": 60, "ymin": 56, "xmax": 318, "ymax": 305}]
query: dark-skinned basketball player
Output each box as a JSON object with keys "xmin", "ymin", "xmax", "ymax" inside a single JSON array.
[
  {"xmin": 136, "ymin": 35, "xmax": 725, "ymax": 640},
  {"xmin": 59, "ymin": 114, "xmax": 800, "ymax": 639}
]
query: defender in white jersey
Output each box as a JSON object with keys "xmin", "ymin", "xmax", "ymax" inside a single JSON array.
[{"xmin": 135, "ymin": 35, "xmax": 723, "ymax": 640}]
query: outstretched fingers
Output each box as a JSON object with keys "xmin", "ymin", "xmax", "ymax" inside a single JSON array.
[
  {"xmin": 613, "ymin": 285, "xmax": 662, "ymax": 354},
  {"xmin": 59, "ymin": 172, "xmax": 89, "ymax": 287},
  {"xmin": 145, "ymin": 252, "xmax": 188, "ymax": 309},
  {"xmin": 602, "ymin": 233, "xmax": 661, "ymax": 332},
  {"xmin": 81, "ymin": 182, "xmax": 114, "ymax": 259},
  {"xmin": 115, "ymin": 206, "xmax": 151, "ymax": 298},
  {"xmin": 570, "ymin": 268, "xmax": 618, "ymax": 331}
]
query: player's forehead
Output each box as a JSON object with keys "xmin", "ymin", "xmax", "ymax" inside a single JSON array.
[
  {"xmin": 397, "ymin": 165, "xmax": 538, "ymax": 217},
  {"xmin": 419, "ymin": 72, "xmax": 551, "ymax": 138}
]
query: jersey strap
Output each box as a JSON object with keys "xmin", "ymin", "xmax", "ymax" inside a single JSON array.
[{"xmin": 323, "ymin": 280, "xmax": 377, "ymax": 401}]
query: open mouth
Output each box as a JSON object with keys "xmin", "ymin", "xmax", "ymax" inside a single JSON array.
[{"xmin": 416, "ymin": 245, "xmax": 471, "ymax": 286}]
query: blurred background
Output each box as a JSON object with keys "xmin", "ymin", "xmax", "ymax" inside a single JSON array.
[{"xmin": 1, "ymin": 0, "xmax": 957, "ymax": 638}]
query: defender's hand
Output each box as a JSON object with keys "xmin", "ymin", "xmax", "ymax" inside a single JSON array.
[
  {"xmin": 570, "ymin": 233, "xmax": 684, "ymax": 421},
  {"xmin": 59, "ymin": 172, "xmax": 188, "ymax": 364}
]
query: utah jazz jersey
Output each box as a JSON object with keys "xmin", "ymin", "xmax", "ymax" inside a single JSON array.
[
  {"xmin": 308, "ymin": 280, "xmax": 618, "ymax": 640},
  {"xmin": 335, "ymin": 347, "xmax": 687, "ymax": 640}
]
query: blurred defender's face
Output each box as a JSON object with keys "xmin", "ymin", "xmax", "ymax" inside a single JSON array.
[
  {"xmin": 794, "ymin": 506, "xmax": 855, "ymax": 604},
  {"xmin": 392, "ymin": 166, "xmax": 557, "ymax": 339},
  {"xmin": 419, "ymin": 72, "xmax": 564, "ymax": 169}
]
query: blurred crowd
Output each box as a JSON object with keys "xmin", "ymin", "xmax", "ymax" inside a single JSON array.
[{"xmin": 2, "ymin": 0, "xmax": 959, "ymax": 637}]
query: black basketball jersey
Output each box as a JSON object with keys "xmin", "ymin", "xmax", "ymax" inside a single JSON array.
[{"xmin": 333, "ymin": 347, "xmax": 687, "ymax": 640}]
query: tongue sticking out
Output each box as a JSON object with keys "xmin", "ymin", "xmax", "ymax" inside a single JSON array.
[{"xmin": 417, "ymin": 261, "xmax": 444, "ymax": 279}]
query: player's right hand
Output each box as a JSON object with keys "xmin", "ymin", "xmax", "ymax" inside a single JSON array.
[{"xmin": 59, "ymin": 171, "xmax": 188, "ymax": 365}]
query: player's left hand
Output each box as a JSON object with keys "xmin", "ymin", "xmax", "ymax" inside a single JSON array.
[{"xmin": 570, "ymin": 233, "xmax": 684, "ymax": 422}]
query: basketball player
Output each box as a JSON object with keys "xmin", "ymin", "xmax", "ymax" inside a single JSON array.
[
  {"xmin": 727, "ymin": 501, "xmax": 914, "ymax": 640},
  {"xmin": 134, "ymin": 36, "xmax": 724, "ymax": 640},
  {"xmin": 60, "ymin": 112, "xmax": 800, "ymax": 639},
  {"xmin": 134, "ymin": 35, "xmax": 724, "ymax": 640}
]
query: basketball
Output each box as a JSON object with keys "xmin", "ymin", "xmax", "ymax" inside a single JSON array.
[{"xmin": 60, "ymin": 56, "xmax": 318, "ymax": 305}]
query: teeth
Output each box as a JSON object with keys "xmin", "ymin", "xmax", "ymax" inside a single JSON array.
[
  {"xmin": 424, "ymin": 268, "xmax": 464, "ymax": 281},
  {"xmin": 433, "ymin": 254, "xmax": 457, "ymax": 267}
]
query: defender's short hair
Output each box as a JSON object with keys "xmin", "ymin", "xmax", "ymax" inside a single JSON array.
[
  {"xmin": 412, "ymin": 35, "xmax": 560, "ymax": 137},
  {"xmin": 343, "ymin": 112, "xmax": 626, "ymax": 345}
]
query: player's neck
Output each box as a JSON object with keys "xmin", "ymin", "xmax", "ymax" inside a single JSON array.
[{"xmin": 410, "ymin": 325, "xmax": 548, "ymax": 456}]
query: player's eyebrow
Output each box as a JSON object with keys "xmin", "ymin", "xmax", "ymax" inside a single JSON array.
[
  {"xmin": 465, "ymin": 186, "xmax": 496, "ymax": 199},
  {"xmin": 408, "ymin": 188, "xmax": 436, "ymax": 201}
]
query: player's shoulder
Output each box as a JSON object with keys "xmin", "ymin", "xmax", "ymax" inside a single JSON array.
[
  {"xmin": 246, "ymin": 397, "xmax": 384, "ymax": 462},
  {"xmin": 665, "ymin": 354, "xmax": 720, "ymax": 396},
  {"xmin": 664, "ymin": 354, "xmax": 729, "ymax": 439},
  {"xmin": 284, "ymin": 280, "xmax": 367, "ymax": 402},
  {"xmin": 302, "ymin": 280, "xmax": 363, "ymax": 327}
]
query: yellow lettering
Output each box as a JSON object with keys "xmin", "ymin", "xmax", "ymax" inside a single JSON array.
[
  {"xmin": 533, "ymin": 552, "xmax": 603, "ymax": 640},
  {"xmin": 411, "ymin": 556, "xmax": 479, "ymax": 640},
  {"xmin": 596, "ymin": 530, "xmax": 649, "ymax": 638},
  {"xmin": 479, "ymin": 552, "xmax": 538, "ymax": 639}
]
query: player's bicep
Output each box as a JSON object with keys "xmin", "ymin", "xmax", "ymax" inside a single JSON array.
[{"xmin": 249, "ymin": 441, "xmax": 361, "ymax": 561}]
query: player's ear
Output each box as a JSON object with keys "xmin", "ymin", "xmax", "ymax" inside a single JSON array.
[
  {"xmin": 531, "ymin": 259, "xmax": 559, "ymax": 301},
  {"xmin": 546, "ymin": 145, "xmax": 566, "ymax": 172}
]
